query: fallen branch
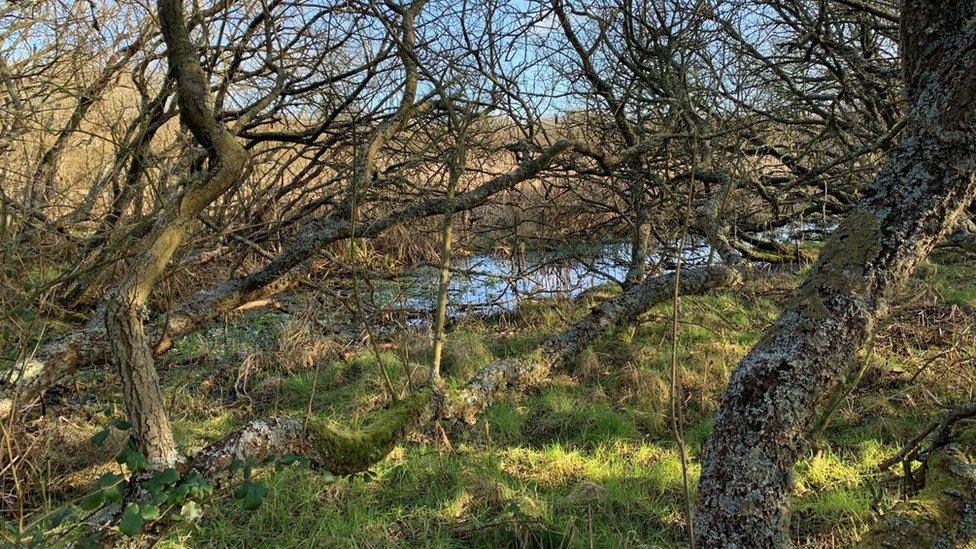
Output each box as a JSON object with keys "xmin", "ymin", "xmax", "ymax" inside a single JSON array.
[
  {"xmin": 188, "ymin": 265, "xmax": 741, "ymax": 476},
  {"xmin": 862, "ymin": 445, "xmax": 976, "ymax": 547},
  {"xmin": 445, "ymin": 264, "xmax": 741, "ymax": 423}
]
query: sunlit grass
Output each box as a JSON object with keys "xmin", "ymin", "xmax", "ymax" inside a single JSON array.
[{"xmin": 17, "ymin": 255, "xmax": 976, "ymax": 546}]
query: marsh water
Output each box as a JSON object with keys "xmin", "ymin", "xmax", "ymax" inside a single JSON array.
[
  {"xmin": 378, "ymin": 222, "xmax": 828, "ymax": 317},
  {"xmin": 373, "ymin": 239, "xmax": 711, "ymax": 318}
]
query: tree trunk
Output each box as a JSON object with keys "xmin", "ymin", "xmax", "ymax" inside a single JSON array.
[
  {"xmin": 696, "ymin": 2, "xmax": 976, "ymax": 545},
  {"xmin": 102, "ymin": 0, "xmax": 247, "ymax": 469}
]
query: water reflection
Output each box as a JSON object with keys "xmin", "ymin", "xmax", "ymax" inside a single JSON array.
[{"xmin": 397, "ymin": 239, "xmax": 713, "ymax": 315}]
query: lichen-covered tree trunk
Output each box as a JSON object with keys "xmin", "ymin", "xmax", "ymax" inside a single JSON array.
[
  {"xmin": 696, "ymin": 2, "xmax": 976, "ymax": 546},
  {"xmin": 103, "ymin": 0, "xmax": 247, "ymax": 469}
]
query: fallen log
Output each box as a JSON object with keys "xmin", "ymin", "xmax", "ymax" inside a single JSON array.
[
  {"xmin": 860, "ymin": 445, "xmax": 976, "ymax": 548},
  {"xmin": 190, "ymin": 391, "xmax": 430, "ymax": 479},
  {"xmin": 188, "ymin": 264, "xmax": 741, "ymax": 478}
]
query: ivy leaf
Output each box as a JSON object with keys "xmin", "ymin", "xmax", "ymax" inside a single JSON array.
[
  {"xmin": 167, "ymin": 484, "xmax": 190, "ymax": 504},
  {"xmin": 177, "ymin": 500, "xmax": 203, "ymax": 522},
  {"xmin": 234, "ymin": 480, "xmax": 268, "ymax": 511},
  {"xmin": 228, "ymin": 458, "xmax": 244, "ymax": 474},
  {"xmin": 79, "ymin": 491, "xmax": 104, "ymax": 512},
  {"xmin": 146, "ymin": 467, "xmax": 180, "ymax": 496},
  {"xmin": 183, "ymin": 473, "xmax": 214, "ymax": 499},
  {"xmin": 94, "ymin": 472, "xmax": 123, "ymax": 488},
  {"xmin": 116, "ymin": 447, "xmax": 147, "ymax": 473},
  {"xmin": 242, "ymin": 457, "xmax": 256, "ymax": 480},
  {"xmin": 118, "ymin": 503, "xmax": 143, "ymax": 537},
  {"xmin": 155, "ymin": 468, "xmax": 179, "ymax": 485},
  {"xmin": 90, "ymin": 429, "xmax": 110, "ymax": 446},
  {"xmin": 102, "ymin": 483, "xmax": 123, "ymax": 503},
  {"xmin": 139, "ymin": 504, "xmax": 161, "ymax": 522}
]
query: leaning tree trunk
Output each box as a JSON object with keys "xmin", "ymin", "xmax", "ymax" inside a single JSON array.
[
  {"xmin": 696, "ymin": 2, "xmax": 976, "ymax": 546},
  {"xmin": 102, "ymin": 0, "xmax": 247, "ymax": 469}
]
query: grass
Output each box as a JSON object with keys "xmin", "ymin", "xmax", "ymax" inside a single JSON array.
[{"xmin": 9, "ymin": 254, "xmax": 976, "ymax": 547}]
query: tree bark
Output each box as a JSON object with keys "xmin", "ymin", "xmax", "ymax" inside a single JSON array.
[
  {"xmin": 102, "ymin": 0, "xmax": 247, "ymax": 469},
  {"xmin": 696, "ymin": 2, "xmax": 976, "ymax": 546}
]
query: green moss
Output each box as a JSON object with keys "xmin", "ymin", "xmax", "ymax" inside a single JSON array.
[
  {"xmin": 858, "ymin": 448, "xmax": 976, "ymax": 548},
  {"xmin": 307, "ymin": 391, "xmax": 430, "ymax": 476},
  {"xmin": 791, "ymin": 212, "xmax": 882, "ymax": 320}
]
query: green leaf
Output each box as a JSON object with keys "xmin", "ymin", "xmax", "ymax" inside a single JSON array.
[
  {"xmin": 242, "ymin": 457, "xmax": 256, "ymax": 480},
  {"xmin": 275, "ymin": 454, "xmax": 308, "ymax": 469},
  {"xmin": 79, "ymin": 491, "xmax": 104, "ymax": 511},
  {"xmin": 228, "ymin": 457, "xmax": 243, "ymax": 474},
  {"xmin": 90, "ymin": 429, "xmax": 110, "ymax": 446},
  {"xmin": 177, "ymin": 500, "xmax": 203, "ymax": 522},
  {"xmin": 139, "ymin": 504, "xmax": 161, "ymax": 521},
  {"xmin": 234, "ymin": 481, "xmax": 268, "ymax": 511},
  {"xmin": 155, "ymin": 468, "xmax": 179, "ymax": 484},
  {"xmin": 146, "ymin": 467, "xmax": 180, "ymax": 496},
  {"xmin": 116, "ymin": 447, "xmax": 147, "ymax": 473},
  {"xmin": 103, "ymin": 483, "xmax": 123, "ymax": 503},
  {"xmin": 181, "ymin": 473, "xmax": 214, "ymax": 499},
  {"xmin": 94, "ymin": 472, "xmax": 123, "ymax": 488},
  {"xmin": 167, "ymin": 484, "xmax": 190, "ymax": 504},
  {"xmin": 118, "ymin": 503, "xmax": 143, "ymax": 537}
]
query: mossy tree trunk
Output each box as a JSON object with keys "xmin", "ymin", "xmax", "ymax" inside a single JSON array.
[
  {"xmin": 696, "ymin": 2, "xmax": 976, "ymax": 545},
  {"xmin": 859, "ymin": 446, "xmax": 976, "ymax": 548},
  {"xmin": 103, "ymin": 0, "xmax": 247, "ymax": 469}
]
